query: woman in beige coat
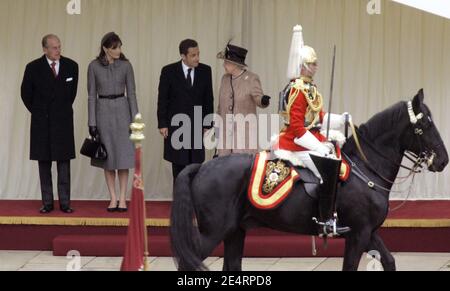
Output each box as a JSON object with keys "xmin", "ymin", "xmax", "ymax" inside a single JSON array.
[{"xmin": 216, "ymin": 44, "xmax": 271, "ymax": 156}]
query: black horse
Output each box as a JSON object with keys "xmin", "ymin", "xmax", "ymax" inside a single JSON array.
[{"xmin": 170, "ymin": 90, "xmax": 448, "ymax": 271}]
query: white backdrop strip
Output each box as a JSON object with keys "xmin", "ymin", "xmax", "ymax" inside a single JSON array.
[{"xmin": 0, "ymin": 0, "xmax": 449, "ymax": 200}]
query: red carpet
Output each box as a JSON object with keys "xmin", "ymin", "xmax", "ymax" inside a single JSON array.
[
  {"xmin": 0, "ymin": 200, "xmax": 170, "ymax": 222},
  {"xmin": 0, "ymin": 200, "xmax": 449, "ymax": 257}
]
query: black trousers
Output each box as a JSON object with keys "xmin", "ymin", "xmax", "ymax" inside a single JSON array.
[
  {"xmin": 172, "ymin": 150, "xmax": 195, "ymax": 184},
  {"xmin": 38, "ymin": 161, "xmax": 71, "ymax": 208},
  {"xmin": 172, "ymin": 163, "xmax": 187, "ymax": 181}
]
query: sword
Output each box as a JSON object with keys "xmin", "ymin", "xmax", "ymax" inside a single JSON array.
[{"xmin": 326, "ymin": 45, "xmax": 337, "ymax": 140}]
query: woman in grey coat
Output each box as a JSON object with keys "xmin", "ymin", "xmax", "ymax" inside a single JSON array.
[{"xmin": 88, "ymin": 32, "xmax": 139, "ymax": 212}]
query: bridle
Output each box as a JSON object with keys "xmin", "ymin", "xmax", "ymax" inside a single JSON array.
[{"xmin": 344, "ymin": 101, "xmax": 438, "ymax": 208}]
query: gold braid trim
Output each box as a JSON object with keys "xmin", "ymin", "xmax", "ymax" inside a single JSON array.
[
  {"xmin": 1, "ymin": 216, "xmax": 449, "ymax": 228},
  {"xmin": 302, "ymin": 78, "xmax": 323, "ymax": 130},
  {"xmin": 382, "ymin": 219, "xmax": 450, "ymax": 228},
  {"xmin": 0, "ymin": 216, "xmax": 170, "ymax": 227},
  {"xmin": 284, "ymin": 78, "xmax": 323, "ymax": 131}
]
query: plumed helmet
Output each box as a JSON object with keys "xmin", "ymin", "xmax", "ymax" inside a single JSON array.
[
  {"xmin": 300, "ymin": 45, "xmax": 317, "ymax": 65},
  {"xmin": 286, "ymin": 25, "xmax": 304, "ymax": 80}
]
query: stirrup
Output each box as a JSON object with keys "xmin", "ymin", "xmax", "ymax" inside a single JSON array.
[{"xmin": 312, "ymin": 217, "xmax": 351, "ymax": 237}]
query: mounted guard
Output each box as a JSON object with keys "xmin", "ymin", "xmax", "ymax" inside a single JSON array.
[{"xmin": 273, "ymin": 25, "xmax": 351, "ymax": 237}]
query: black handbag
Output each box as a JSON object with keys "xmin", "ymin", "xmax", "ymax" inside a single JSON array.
[{"xmin": 80, "ymin": 135, "xmax": 108, "ymax": 161}]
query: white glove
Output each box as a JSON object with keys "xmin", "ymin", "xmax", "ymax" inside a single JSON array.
[
  {"xmin": 322, "ymin": 113, "xmax": 344, "ymax": 130},
  {"xmin": 342, "ymin": 112, "xmax": 352, "ymax": 124},
  {"xmin": 322, "ymin": 141, "xmax": 336, "ymax": 155},
  {"xmin": 294, "ymin": 131, "xmax": 332, "ymax": 156},
  {"xmin": 315, "ymin": 145, "xmax": 333, "ymax": 156}
]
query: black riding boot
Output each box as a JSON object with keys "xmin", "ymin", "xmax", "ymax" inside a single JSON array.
[{"xmin": 310, "ymin": 154, "xmax": 351, "ymax": 237}]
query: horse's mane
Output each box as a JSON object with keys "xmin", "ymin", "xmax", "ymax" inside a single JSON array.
[{"xmin": 358, "ymin": 101, "xmax": 408, "ymax": 140}]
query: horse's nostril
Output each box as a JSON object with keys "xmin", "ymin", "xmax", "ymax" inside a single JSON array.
[
  {"xmin": 441, "ymin": 156, "xmax": 449, "ymax": 168},
  {"xmin": 434, "ymin": 159, "xmax": 449, "ymax": 172}
]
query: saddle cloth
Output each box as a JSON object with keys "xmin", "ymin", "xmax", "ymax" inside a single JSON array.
[
  {"xmin": 248, "ymin": 151, "xmax": 351, "ymax": 210},
  {"xmin": 248, "ymin": 151, "xmax": 299, "ymax": 210}
]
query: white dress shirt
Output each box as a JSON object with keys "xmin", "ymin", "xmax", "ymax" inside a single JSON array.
[
  {"xmin": 181, "ymin": 61, "xmax": 195, "ymax": 86},
  {"xmin": 46, "ymin": 57, "xmax": 60, "ymax": 76}
]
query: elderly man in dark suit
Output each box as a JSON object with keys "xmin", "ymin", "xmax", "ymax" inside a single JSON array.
[
  {"xmin": 21, "ymin": 34, "xmax": 79, "ymax": 214},
  {"xmin": 157, "ymin": 39, "xmax": 214, "ymax": 181}
]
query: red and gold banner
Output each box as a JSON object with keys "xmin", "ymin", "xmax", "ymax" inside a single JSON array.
[{"xmin": 121, "ymin": 147, "xmax": 147, "ymax": 271}]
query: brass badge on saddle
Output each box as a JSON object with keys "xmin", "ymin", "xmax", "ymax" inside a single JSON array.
[{"xmin": 262, "ymin": 160, "xmax": 291, "ymax": 194}]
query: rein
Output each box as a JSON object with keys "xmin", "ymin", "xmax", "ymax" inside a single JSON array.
[
  {"xmin": 344, "ymin": 101, "xmax": 435, "ymax": 211},
  {"xmin": 349, "ymin": 122, "xmax": 424, "ymax": 185}
]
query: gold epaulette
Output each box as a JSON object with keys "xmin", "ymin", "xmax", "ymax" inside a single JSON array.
[{"xmin": 292, "ymin": 78, "xmax": 312, "ymax": 97}]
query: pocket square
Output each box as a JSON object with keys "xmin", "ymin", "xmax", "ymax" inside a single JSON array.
[{"xmin": 66, "ymin": 77, "xmax": 73, "ymax": 82}]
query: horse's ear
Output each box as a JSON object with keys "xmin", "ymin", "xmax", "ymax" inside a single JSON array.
[{"xmin": 412, "ymin": 89, "xmax": 424, "ymax": 110}]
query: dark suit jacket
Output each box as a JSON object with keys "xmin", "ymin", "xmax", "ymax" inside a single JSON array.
[
  {"xmin": 21, "ymin": 55, "xmax": 79, "ymax": 161},
  {"xmin": 157, "ymin": 61, "xmax": 214, "ymax": 165}
]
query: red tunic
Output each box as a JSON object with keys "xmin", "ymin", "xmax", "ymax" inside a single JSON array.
[{"xmin": 277, "ymin": 88, "xmax": 326, "ymax": 151}]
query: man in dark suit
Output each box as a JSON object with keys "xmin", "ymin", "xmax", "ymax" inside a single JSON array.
[
  {"xmin": 21, "ymin": 34, "xmax": 79, "ymax": 214},
  {"xmin": 157, "ymin": 39, "xmax": 214, "ymax": 180}
]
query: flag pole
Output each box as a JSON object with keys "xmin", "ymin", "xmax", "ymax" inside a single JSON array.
[{"xmin": 130, "ymin": 113, "xmax": 149, "ymax": 271}]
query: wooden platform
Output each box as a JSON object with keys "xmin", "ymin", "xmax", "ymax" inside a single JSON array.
[{"xmin": 0, "ymin": 200, "xmax": 449, "ymax": 257}]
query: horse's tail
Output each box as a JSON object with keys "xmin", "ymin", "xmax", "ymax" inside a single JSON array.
[{"xmin": 170, "ymin": 163, "xmax": 206, "ymax": 271}]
